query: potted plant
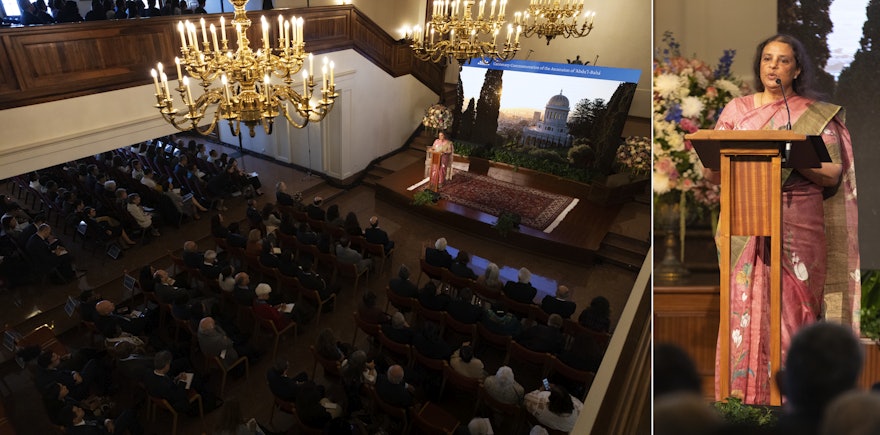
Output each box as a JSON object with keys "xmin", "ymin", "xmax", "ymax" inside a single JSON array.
[
  {"xmin": 492, "ymin": 211, "xmax": 521, "ymax": 237},
  {"xmin": 411, "ymin": 189, "xmax": 438, "ymax": 206},
  {"xmin": 713, "ymin": 397, "xmax": 777, "ymax": 427}
]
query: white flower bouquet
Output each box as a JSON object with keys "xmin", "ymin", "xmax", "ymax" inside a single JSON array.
[{"xmin": 422, "ymin": 103, "xmax": 453, "ymax": 131}]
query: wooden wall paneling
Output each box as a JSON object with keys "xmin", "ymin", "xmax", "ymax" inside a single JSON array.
[{"xmin": 0, "ymin": 36, "xmax": 22, "ymax": 94}]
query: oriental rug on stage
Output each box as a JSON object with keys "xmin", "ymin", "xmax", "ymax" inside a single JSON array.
[{"xmin": 439, "ymin": 170, "xmax": 578, "ymax": 232}]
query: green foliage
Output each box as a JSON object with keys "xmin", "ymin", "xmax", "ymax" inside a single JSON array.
[
  {"xmin": 713, "ymin": 397, "xmax": 777, "ymax": 426},
  {"xmin": 411, "ymin": 190, "xmax": 437, "ymax": 206},
  {"xmin": 861, "ymin": 270, "xmax": 880, "ymax": 340},
  {"xmin": 778, "ymin": 0, "xmax": 836, "ymax": 95},
  {"xmin": 567, "ymin": 98, "xmax": 608, "ymax": 139},
  {"xmin": 568, "ymin": 144, "xmax": 596, "ymax": 168},
  {"xmin": 492, "ymin": 211, "xmax": 521, "ymax": 237},
  {"xmin": 473, "ymin": 69, "xmax": 503, "ymax": 146}
]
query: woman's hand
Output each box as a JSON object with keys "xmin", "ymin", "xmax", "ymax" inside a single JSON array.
[{"xmin": 797, "ymin": 162, "xmax": 842, "ymax": 187}]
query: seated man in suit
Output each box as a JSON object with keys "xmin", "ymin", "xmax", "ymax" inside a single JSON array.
[
  {"xmin": 182, "ymin": 240, "xmax": 204, "ymax": 269},
  {"xmin": 266, "ymin": 358, "xmax": 311, "ymax": 402},
  {"xmin": 418, "ymin": 281, "xmax": 450, "ymax": 312},
  {"xmin": 412, "ymin": 322, "xmax": 452, "ymax": 360},
  {"xmin": 275, "ymin": 181, "xmax": 294, "ymax": 206},
  {"xmin": 197, "ymin": 316, "xmax": 240, "ymax": 367},
  {"xmin": 358, "ymin": 290, "xmax": 390, "ymax": 325},
  {"xmin": 375, "ymin": 364, "xmax": 414, "ymax": 408},
  {"xmin": 26, "ymin": 223, "xmax": 78, "ymax": 281},
  {"xmin": 424, "ymin": 237, "xmax": 452, "ymax": 269},
  {"xmin": 199, "ymin": 249, "xmax": 224, "ymax": 280},
  {"xmin": 306, "ymin": 196, "xmax": 326, "ymax": 221},
  {"xmin": 297, "ymin": 257, "xmax": 337, "ymax": 301},
  {"xmin": 503, "ymin": 267, "xmax": 538, "ymax": 304},
  {"xmin": 153, "ymin": 268, "xmax": 199, "ymax": 304},
  {"xmin": 93, "ymin": 300, "xmax": 146, "ymax": 338},
  {"xmin": 335, "ymin": 237, "xmax": 372, "ymax": 274},
  {"xmin": 58, "ymin": 403, "xmax": 143, "ymax": 435},
  {"xmin": 516, "ymin": 314, "xmax": 565, "ymax": 355},
  {"xmin": 143, "ymin": 350, "xmax": 193, "ymax": 413},
  {"xmin": 446, "ymin": 287, "xmax": 483, "ymax": 324},
  {"xmin": 35, "ymin": 350, "xmax": 106, "ymax": 401},
  {"xmin": 296, "ymin": 222, "xmax": 319, "ymax": 246},
  {"xmin": 245, "ymin": 199, "xmax": 263, "ymax": 230},
  {"xmin": 364, "ymin": 216, "xmax": 394, "ymax": 254},
  {"xmin": 382, "ymin": 312, "xmax": 415, "ymax": 344},
  {"xmin": 541, "ymin": 285, "xmax": 577, "ymax": 319},
  {"xmin": 389, "ymin": 264, "xmax": 418, "ymax": 299},
  {"xmin": 449, "ymin": 251, "xmax": 477, "ymax": 280},
  {"xmin": 232, "ymin": 272, "xmax": 255, "ymax": 306}
]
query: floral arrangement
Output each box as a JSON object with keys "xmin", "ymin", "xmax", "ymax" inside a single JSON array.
[
  {"xmin": 615, "ymin": 136, "xmax": 651, "ymax": 176},
  {"xmin": 422, "ymin": 103, "xmax": 453, "ymax": 131},
  {"xmin": 653, "ymin": 32, "xmax": 749, "ymax": 256}
]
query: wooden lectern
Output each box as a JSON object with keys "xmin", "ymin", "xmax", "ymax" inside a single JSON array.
[
  {"xmin": 427, "ymin": 148, "xmax": 443, "ymax": 191},
  {"xmin": 687, "ymin": 129, "xmax": 829, "ymax": 406}
]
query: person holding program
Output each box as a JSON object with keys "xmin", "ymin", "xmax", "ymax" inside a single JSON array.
[{"xmin": 708, "ymin": 33, "xmax": 859, "ymax": 405}]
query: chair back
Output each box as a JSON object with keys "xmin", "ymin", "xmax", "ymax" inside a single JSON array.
[
  {"xmin": 292, "ymin": 406, "xmax": 325, "ymax": 435},
  {"xmin": 477, "ymin": 383, "xmax": 521, "ymax": 418},
  {"xmin": 444, "ymin": 314, "xmax": 477, "ymax": 343},
  {"xmin": 274, "ymin": 271, "xmax": 302, "ymax": 302},
  {"xmin": 562, "ymin": 319, "xmax": 611, "ymax": 350},
  {"xmin": 414, "ymin": 300, "xmax": 446, "ymax": 333},
  {"xmin": 419, "ymin": 258, "xmax": 445, "ymax": 284},
  {"xmin": 476, "ymin": 322, "xmax": 512, "ymax": 350},
  {"xmin": 441, "ymin": 268, "xmax": 474, "ymax": 294},
  {"xmin": 505, "ymin": 340, "xmax": 552, "ymax": 376},
  {"xmin": 310, "ymin": 344, "xmax": 342, "ymax": 378},
  {"xmin": 276, "ymin": 232, "xmax": 297, "ymax": 251},
  {"xmin": 472, "ymin": 281, "xmax": 502, "ymax": 303},
  {"xmin": 412, "ymin": 347, "xmax": 445, "ymax": 372},
  {"xmin": 500, "ymin": 294, "xmax": 535, "ymax": 320},
  {"xmin": 367, "ymin": 384, "xmax": 409, "ymax": 424},
  {"xmin": 377, "ymin": 328, "xmax": 412, "ymax": 366},
  {"xmin": 410, "ymin": 402, "xmax": 460, "ymax": 435},
  {"xmin": 385, "ymin": 286, "xmax": 417, "ymax": 313},
  {"xmin": 441, "ymin": 360, "xmax": 480, "ymax": 395},
  {"xmin": 353, "ymin": 311, "xmax": 381, "ymax": 339},
  {"xmin": 547, "ymin": 355, "xmax": 596, "ymax": 400}
]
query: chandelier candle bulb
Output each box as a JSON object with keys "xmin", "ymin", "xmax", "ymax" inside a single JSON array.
[
  {"xmin": 190, "ymin": 22, "xmax": 198, "ymax": 51},
  {"xmin": 183, "ymin": 76, "xmax": 194, "ymax": 106},
  {"xmin": 161, "ymin": 72, "xmax": 170, "ymax": 99},
  {"xmin": 309, "ymin": 53, "xmax": 313, "ymax": 77},
  {"xmin": 210, "ymin": 24, "xmax": 219, "ymax": 52},
  {"xmin": 278, "ymin": 15, "xmax": 283, "ymax": 43},
  {"xmin": 490, "ymin": 0, "xmax": 495, "ymax": 16},
  {"xmin": 178, "ymin": 22, "xmax": 187, "ymax": 51},
  {"xmin": 302, "ymin": 71, "xmax": 308, "ymax": 96},
  {"xmin": 200, "ymin": 18, "xmax": 208, "ymax": 47},
  {"xmin": 297, "ymin": 17, "xmax": 303, "ymax": 45},
  {"xmin": 151, "ymin": 69, "xmax": 161, "ymax": 95},
  {"xmin": 262, "ymin": 18, "xmax": 269, "ymax": 51},
  {"xmin": 479, "ymin": 0, "xmax": 485, "ymax": 18},
  {"xmin": 221, "ymin": 75, "xmax": 230, "ymax": 101},
  {"xmin": 264, "ymin": 74, "xmax": 270, "ymax": 100},
  {"xmin": 515, "ymin": 25, "xmax": 521, "ymax": 44},
  {"xmin": 284, "ymin": 20, "xmax": 290, "ymax": 49},
  {"xmin": 329, "ymin": 61, "xmax": 334, "ymax": 87},
  {"xmin": 174, "ymin": 57, "xmax": 182, "ymax": 82},
  {"xmin": 220, "ymin": 16, "xmax": 226, "ymax": 43},
  {"xmin": 321, "ymin": 64, "xmax": 326, "ymax": 91}
]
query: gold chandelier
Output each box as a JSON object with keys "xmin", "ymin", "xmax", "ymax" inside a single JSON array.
[
  {"xmin": 516, "ymin": 0, "xmax": 595, "ymax": 45},
  {"xmin": 405, "ymin": 0, "xmax": 521, "ymax": 65},
  {"xmin": 150, "ymin": 0, "xmax": 338, "ymax": 137}
]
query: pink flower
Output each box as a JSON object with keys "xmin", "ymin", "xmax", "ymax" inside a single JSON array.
[
  {"xmin": 680, "ymin": 118, "xmax": 699, "ymax": 133},
  {"xmin": 705, "ymin": 86, "xmax": 718, "ymax": 99}
]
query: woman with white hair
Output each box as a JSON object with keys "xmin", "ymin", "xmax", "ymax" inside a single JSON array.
[
  {"xmin": 483, "ymin": 366, "xmax": 524, "ymax": 405},
  {"xmin": 477, "ymin": 263, "xmax": 503, "ymax": 291}
]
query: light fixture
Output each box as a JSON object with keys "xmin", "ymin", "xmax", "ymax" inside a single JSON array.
[
  {"xmin": 150, "ymin": 0, "xmax": 338, "ymax": 137},
  {"xmin": 405, "ymin": 0, "xmax": 521, "ymax": 65},
  {"xmin": 515, "ymin": 0, "xmax": 595, "ymax": 45}
]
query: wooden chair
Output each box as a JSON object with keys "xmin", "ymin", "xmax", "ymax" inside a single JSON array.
[
  {"xmin": 385, "ymin": 286, "xmax": 417, "ymax": 314},
  {"xmin": 167, "ymin": 250, "xmax": 190, "ymax": 283},
  {"xmin": 274, "ymin": 270, "xmax": 302, "ymax": 303},
  {"xmin": 335, "ymin": 259, "xmax": 369, "ymax": 294},
  {"xmin": 475, "ymin": 322, "xmax": 512, "ymax": 353},
  {"xmin": 243, "ymin": 252, "xmax": 264, "ymax": 280},
  {"xmin": 473, "ymin": 282, "xmax": 503, "ymax": 305},
  {"xmin": 412, "ymin": 347, "xmax": 445, "ymax": 373},
  {"xmin": 409, "ymin": 402, "xmax": 460, "ymax": 435},
  {"xmin": 531, "ymin": 305, "xmax": 551, "ymax": 325},
  {"xmin": 500, "ymin": 294, "xmax": 536, "ymax": 321},
  {"xmin": 444, "ymin": 314, "xmax": 477, "ymax": 344},
  {"xmin": 417, "ymin": 258, "xmax": 445, "ymax": 287},
  {"xmin": 366, "ymin": 384, "xmax": 409, "ymax": 435},
  {"xmin": 310, "ymin": 344, "xmax": 342, "ymax": 379},
  {"xmin": 292, "ymin": 406, "xmax": 325, "ymax": 435},
  {"xmin": 504, "ymin": 340, "xmax": 552, "ymax": 378},
  {"xmin": 363, "ymin": 239, "xmax": 394, "ymax": 272},
  {"xmin": 441, "ymin": 268, "xmax": 475, "ymax": 296},
  {"xmin": 414, "ymin": 300, "xmax": 446, "ymax": 336},
  {"xmin": 268, "ymin": 393, "xmax": 295, "ymax": 430},
  {"xmin": 257, "ymin": 315, "xmax": 297, "ymax": 360},
  {"xmin": 352, "ymin": 310, "xmax": 381, "ymax": 348},
  {"xmin": 440, "ymin": 360, "xmax": 481, "ymax": 399},
  {"xmin": 276, "ymin": 232, "xmax": 298, "ymax": 251},
  {"xmin": 476, "ymin": 383, "xmax": 523, "ymax": 434},
  {"xmin": 301, "ymin": 288, "xmax": 336, "ymax": 326},
  {"xmin": 562, "ymin": 319, "xmax": 611, "ymax": 351},
  {"xmin": 207, "ymin": 354, "xmax": 249, "ymax": 395},
  {"xmin": 377, "ymin": 328, "xmax": 412, "ymax": 367},
  {"xmin": 316, "ymin": 251, "xmax": 338, "ymax": 280},
  {"xmin": 147, "ymin": 392, "xmax": 203, "ymax": 435},
  {"xmin": 546, "ymin": 355, "xmax": 596, "ymax": 401}
]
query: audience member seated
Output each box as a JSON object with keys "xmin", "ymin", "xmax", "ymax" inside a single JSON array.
[
  {"xmin": 153, "ymin": 269, "xmax": 198, "ymax": 304},
  {"xmin": 259, "ymin": 240, "xmax": 280, "ymax": 269},
  {"xmin": 446, "ymin": 288, "xmax": 483, "ymax": 324},
  {"xmin": 93, "ymin": 300, "xmax": 147, "ymax": 338},
  {"xmin": 413, "ymin": 322, "xmax": 452, "ymax": 360},
  {"xmin": 232, "ymin": 272, "xmax": 255, "ymax": 306},
  {"xmin": 297, "ymin": 257, "xmax": 338, "ymax": 301},
  {"xmin": 449, "ymin": 251, "xmax": 477, "ymax": 279},
  {"xmin": 253, "ymin": 283, "xmax": 294, "ymax": 330},
  {"xmin": 266, "ymin": 358, "xmax": 315, "ymax": 407},
  {"xmin": 245, "ymin": 199, "xmax": 262, "ymax": 231},
  {"xmin": 26, "ymin": 223, "xmax": 78, "ymax": 282},
  {"xmin": 42, "ymin": 383, "xmax": 88, "ymax": 427},
  {"xmin": 58, "ymin": 403, "xmax": 143, "ymax": 435},
  {"xmin": 315, "ymin": 328, "xmax": 353, "ymax": 363},
  {"xmin": 143, "ymin": 350, "xmax": 195, "ymax": 414},
  {"xmin": 418, "ymin": 281, "xmax": 451, "ymax": 312},
  {"xmin": 245, "ymin": 228, "xmax": 263, "ymax": 256},
  {"xmin": 261, "ymin": 203, "xmax": 281, "ymax": 231},
  {"xmin": 200, "ymin": 250, "xmax": 224, "ymax": 280},
  {"xmin": 517, "ymin": 314, "xmax": 565, "ymax": 354},
  {"xmin": 274, "ymin": 181, "xmax": 295, "ymax": 207},
  {"xmin": 276, "ymin": 250, "xmax": 299, "ymax": 277},
  {"xmin": 425, "ymin": 237, "xmax": 453, "ymax": 269},
  {"xmin": 483, "ymin": 366, "xmax": 524, "ymax": 405},
  {"xmin": 777, "ymin": 322, "xmax": 863, "ymax": 435},
  {"xmin": 226, "ymin": 222, "xmax": 247, "ymax": 248},
  {"xmin": 83, "ymin": 206, "xmax": 137, "ymax": 247},
  {"xmin": 197, "ymin": 317, "xmax": 258, "ymax": 369},
  {"xmin": 335, "ymin": 237, "xmax": 372, "ymax": 274},
  {"xmin": 215, "ymin": 397, "xmax": 266, "ymax": 435},
  {"xmin": 389, "ymin": 264, "xmax": 419, "ymax": 306},
  {"xmin": 558, "ymin": 327, "xmax": 605, "ymax": 373},
  {"xmin": 541, "ymin": 285, "xmax": 577, "ymax": 319},
  {"xmin": 343, "ymin": 212, "xmax": 363, "ymax": 237},
  {"xmin": 819, "ymin": 391, "xmax": 880, "ymax": 435},
  {"xmin": 295, "ymin": 380, "xmax": 337, "ymax": 429},
  {"xmin": 126, "ymin": 193, "xmax": 161, "ymax": 237},
  {"xmin": 481, "ymin": 304, "xmax": 522, "ymax": 337},
  {"xmin": 450, "ymin": 343, "xmax": 485, "ymax": 379},
  {"xmin": 218, "ymin": 266, "xmax": 236, "ymax": 292},
  {"xmin": 578, "ymin": 296, "xmax": 611, "ymax": 333},
  {"xmin": 340, "ymin": 350, "xmax": 377, "ymax": 413},
  {"xmin": 358, "ymin": 290, "xmax": 390, "ymax": 325},
  {"xmin": 182, "ymin": 240, "xmax": 204, "ymax": 269},
  {"xmin": 323, "ymin": 204, "xmax": 342, "ymax": 229},
  {"xmin": 375, "ymin": 365, "xmax": 414, "ymax": 408},
  {"xmin": 364, "ymin": 216, "xmax": 395, "ymax": 254},
  {"xmin": 653, "ymin": 392, "xmax": 722, "ymax": 435},
  {"xmin": 524, "ymin": 383, "xmax": 583, "ymax": 433},
  {"xmin": 278, "ymin": 212, "xmax": 297, "ymax": 236},
  {"xmin": 652, "ymin": 344, "xmax": 703, "ymax": 399},
  {"xmin": 307, "ymin": 196, "xmax": 326, "ymax": 221},
  {"xmin": 296, "ymin": 222, "xmax": 318, "ymax": 245},
  {"xmin": 35, "ymin": 350, "xmax": 106, "ymax": 401},
  {"xmin": 383, "ymin": 312, "xmax": 415, "ymax": 345},
  {"xmin": 503, "ymin": 267, "xmax": 538, "ymax": 304}
]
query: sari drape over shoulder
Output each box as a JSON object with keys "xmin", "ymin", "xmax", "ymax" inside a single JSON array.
[
  {"xmin": 713, "ymin": 95, "xmax": 860, "ymax": 404},
  {"xmin": 426, "ymin": 138, "xmax": 454, "ymax": 189}
]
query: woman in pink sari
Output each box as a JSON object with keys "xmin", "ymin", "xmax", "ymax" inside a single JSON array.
[
  {"xmin": 428, "ymin": 131, "xmax": 454, "ymax": 190},
  {"xmin": 711, "ymin": 34, "xmax": 860, "ymax": 404}
]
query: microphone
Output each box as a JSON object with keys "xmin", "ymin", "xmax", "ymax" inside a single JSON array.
[{"xmin": 776, "ymin": 78, "xmax": 793, "ymax": 164}]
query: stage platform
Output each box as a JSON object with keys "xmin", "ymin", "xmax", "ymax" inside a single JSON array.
[{"xmin": 374, "ymin": 155, "xmax": 634, "ymax": 264}]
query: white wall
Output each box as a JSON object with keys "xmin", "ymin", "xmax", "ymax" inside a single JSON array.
[{"xmin": 654, "ymin": 0, "xmax": 777, "ymax": 85}]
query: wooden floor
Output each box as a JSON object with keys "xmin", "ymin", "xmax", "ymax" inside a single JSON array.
[{"xmin": 375, "ymin": 155, "xmax": 624, "ymax": 262}]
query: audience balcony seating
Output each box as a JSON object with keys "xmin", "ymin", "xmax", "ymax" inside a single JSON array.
[
  {"xmin": 385, "ymin": 286, "xmax": 418, "ymax": 314},
  {"xmin": 412, "ymin": 346, "xmax": 446, "ymax": 374},
  {"xmin": 475, "ymin": 322, "xmax": 512, "ymax": 353},
  {"xmin": 377, "ymin": 328, "xmax": 412, "ymax": 368},
  {"xmin": 363, "ymin": 239, "xmax": 394, "ymax": 272},
  {"xmin": 335, "ymin": 258, "xmax": 368, "ymax": 294},
  {"xmin": 417, "ymin": 258, "xmax": 445, "ymax": 288},
  {"xmin": 562, "ymin": 319, "xmax": 611, "ymax": 352},
  {"xmin": 274, "ymin": 270, "xmax": 302, "ymax": 303},
  {"xmin": 476, "ymin": 382, "xmax": 523, "ymax": 434},
  {"xmin": 440, "ymin": 269, "xmax": 474, "ymax": 297},
  {"xmin": 146, "ymin": 391, "xmax": 204, "ymax": 435},
  {"xmin": 503, "ymin": 339, "xmax": 552, "ymax": 379},
  {"xmin": 301, "ymin": 288, "xmax": 336, "ymax": 326},
  {"xmin": 351, "ymin": 310, "xmax": 381, "ymax": 349},
  {"xmin": 500, "ymin": 294, "xmax": 536, "ymax": 321},
  {"xmin": 414, "ymin": 300, "xmax": 446, "ymax": 336},
  {"xmin": 443, "ymin": 313, "xmax": 477, "ymax": 345}
]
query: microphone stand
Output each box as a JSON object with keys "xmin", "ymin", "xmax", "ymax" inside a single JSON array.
[{"xmin": 776, "ymin": 78, "xmax": 793, "ymax": 164}]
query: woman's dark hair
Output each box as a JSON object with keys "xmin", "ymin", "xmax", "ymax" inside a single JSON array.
[
  {"xmin": 344, "ymin": 212, "xmax": 360, "ymax": 231},
  {"xmin": 326, "ymin": 204, "xmax": 340, "ymax": 222},
  {"xmin": 459, "ymin": 344, "xmax": 474, "ymax": 362},
  {"xmin": 455, "ymin": 251, "xmax": 470, "ymax": 265},
  {"xmin": 590, "ymin": 296, "xmax": 611, "ymax": 318},
  {"xmin": 752, "ymin": 33, "xmax": 822, "ymax": 99},
  {"xmin": 547, "ymin": 384, "xmax": 575, "ymax": 415},
  {"xmin": 261, "ymin": 203, "xmax": 276, "ymax": 220}
]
